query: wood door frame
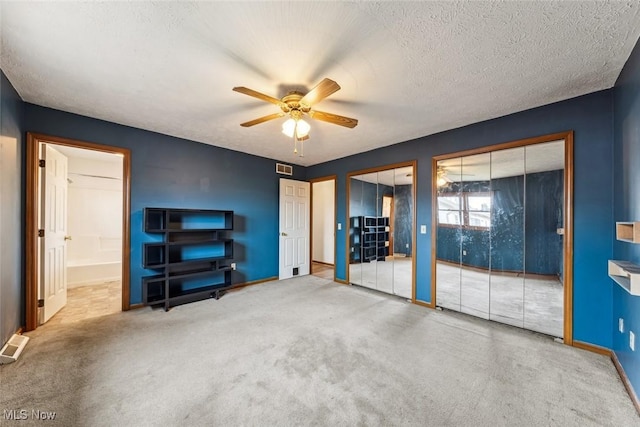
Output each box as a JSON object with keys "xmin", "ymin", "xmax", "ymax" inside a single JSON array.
[
  {"xmin": 430, "ymin": 131, "xmax": 574, "ymax": 345},
  {"xmin": 25, "ymin": 133, "xmax": 131, "ymax": 331},
  {"xmin": 346, "ymin": 160, "xmax": 417, "ymax": 301},
  {"xmin": 382, "ymin": 195, "xmax": 394, "ymax": 256},
  {"xmin": 310, "ymin": 175, "xmax": 337, "ymax": 282}
]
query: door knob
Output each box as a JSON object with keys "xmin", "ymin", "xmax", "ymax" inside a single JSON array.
[
  {"xmin": 281, "ymin": 232, "xmax": 288, "ymax": 236},
  {"xmin": 64, "ymin": 235, "xmax": 72, "ymax": 241}
]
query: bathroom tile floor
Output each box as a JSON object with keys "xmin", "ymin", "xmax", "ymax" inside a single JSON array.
[{"xmin": 47, "ymin": 280, "xmax": 122, "ymax": 325}]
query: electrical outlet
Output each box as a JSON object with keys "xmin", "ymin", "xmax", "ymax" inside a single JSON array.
[
  {"xmin": 420, "ymin": 225, "xmax": 427, "ymax": 234},
  {"xmin": 631, "ymin": 331, "xmax": 635, "ymax": 352},
  {"xmin": 406, "ymin": 243, "xmax": 409, "ymax": 248},
  {"xmin": 463, "ymin": 250, "xmax": 467, "ymax": 256},
  {"xmin": 337, "ymin": 223, "xmax": 342, "ymax": 230},
  {"xmin": 231, "ymin": 263, "xmax": 237, "ymax": 271},
  {"xmin": 619, "ymin": 318, "xmax": 625, "ymax": 333}
]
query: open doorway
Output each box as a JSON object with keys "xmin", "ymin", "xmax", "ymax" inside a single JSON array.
[
  {"xmin": 25, "ymin": 133, "xmax": 131, "ymax": 331},
  {"xmin": 48, "ymin": 144, "xmax": 123, "ymax": 325},
  {"xmin": 310, "ymin": 176, "xmax": 336, "ymax": 281}
]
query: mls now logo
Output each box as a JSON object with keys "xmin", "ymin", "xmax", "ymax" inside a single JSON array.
[
  {"xmin": 3, "ymin": 409, "xmax": 56, "ymax": 420},
  {"xmin": 3, "ymin": 410, "xmax": 28, "ymax": 420}
]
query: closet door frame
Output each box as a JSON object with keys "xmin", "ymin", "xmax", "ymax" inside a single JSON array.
[{"xmin": 431, "ymin": 131, "xmax": 574, "ymax": 344}]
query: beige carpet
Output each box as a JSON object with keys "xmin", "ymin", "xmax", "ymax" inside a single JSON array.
[{"xmin": 1, "ymin": 276, "xmax": 637, "ymax": 426}]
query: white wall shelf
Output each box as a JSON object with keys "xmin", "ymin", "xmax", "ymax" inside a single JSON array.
[
  {"xmin": 608, "ymin": 260, "xmax": 640, "ymax": 296},
  {"xmin": 616, "ymin": 221, "xmax": 640, "ymax": 243}
]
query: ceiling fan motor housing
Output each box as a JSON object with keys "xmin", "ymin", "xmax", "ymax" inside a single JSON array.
[{"xmin": 281, "ymin": 92, "xmax": 310, "ymax": 114}]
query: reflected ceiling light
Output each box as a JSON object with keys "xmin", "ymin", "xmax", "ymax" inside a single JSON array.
[{"xmin": 436, "ymin": 167, "xmax": 449, "ymax": 186}]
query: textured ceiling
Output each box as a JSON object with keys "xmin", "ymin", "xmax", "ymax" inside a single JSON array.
[{"xmin": 2, "ymin": 2, "xmax": 639, "ymax": 167}]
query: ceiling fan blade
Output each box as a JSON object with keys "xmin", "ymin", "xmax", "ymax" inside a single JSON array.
[
  {"xmin": 233, "ymin": 87, "xmax": 287, "ymax": 109},
  {"xmin": 308, "ymin": 110, "xmax": 358, "ymax": 128},
  {"xmin": 240, "ymin": 112, "xmax": 285, "ymax": 127},
  {"xmin": 299, "ymin": 78, "xmax": 341, "ymax": 108}
]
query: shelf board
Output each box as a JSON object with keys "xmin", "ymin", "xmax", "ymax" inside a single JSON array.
[
  {"xmin": 165, "ymin": 238, "xmax": 232, "ymax": 246},
  {"xmin": 166, "ymin": 255, "xmax": 233, "ymax": 267},
  {"xmin": 168, "ymin": 283, "xmax": 232, "ymax": 305},
  {"xmin": 616, "ymin": 222, "xmax": 640, "ymax": 243},
  {"xmin": 608, "ymin": 260, "xmax": 640, "ymax": 296},
  {"xmin": 168, "ymin": 266, "xmax": 232, "ymax": 280},
  {"xmin": 144, "ymin": 262, "xmax": 166, "ymax": 269},
  {"xmin": 147, "ymin": 228, "xmax": 229, "ymax": 233}
]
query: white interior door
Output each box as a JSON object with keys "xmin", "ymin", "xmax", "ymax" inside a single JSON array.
[
  {"xmin": 279, "ymin": 178, "xmax": 310, "ymax": 280},
  {"xmin": 41, "ymin": 144, "xmax": 69, "ymax": 323}
]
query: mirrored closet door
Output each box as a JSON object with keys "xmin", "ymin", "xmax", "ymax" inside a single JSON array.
[
  {"xmin": 434, "ymin": 137, "xmax": 570, "ymax": 338},
  {"xmin": 348, "ymin": 163, "xmax": 415, "ymax": 299}
]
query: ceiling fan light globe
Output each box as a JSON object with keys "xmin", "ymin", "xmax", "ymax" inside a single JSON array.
[
  {"xmin": 437, "ymin": 177, "xmax": 447, "ymax": 187},
  {"xmin": 296, "ymin": 119, "xmax": 310, "ymax": 138},
  {"xmin": 282, "ymin": 118, "xmax": 296, "ymax": 138}
]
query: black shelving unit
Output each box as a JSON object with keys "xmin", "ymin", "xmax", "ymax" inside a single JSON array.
[
  {"xmin": 142, "ymin": 208, "xmax": 234, "ymax": 311},
  {"xmin": 349, "ymin": 216, "xmax": 362, "ymax": 263},
  {"xmin": 349, "ymin": 216, "xmax": 389, "ymax": 263}
]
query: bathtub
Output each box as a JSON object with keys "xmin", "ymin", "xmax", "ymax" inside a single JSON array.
[{"xmin": 67, "ymin": 260, "xmax": 122, "ymax": 288}]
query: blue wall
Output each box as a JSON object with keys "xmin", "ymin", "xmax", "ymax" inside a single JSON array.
[
  {"xmin": 349, "ymin": 179, "xmax": 393, "ymax": 217},
  {"xmin": 393, "ymin": 184, "xmax": 413, "ymax": 256},
  {"xmin": 23, "ymin": 103, "xmax": 306, "ymax": 306},
  {"xmin": 613, "ymin": 36, "xmax": 640, "ymax": 399},
  {"xmin": 308, "ymin": 90, "xmax": 614, "ymax": 348},
  {"xmin": 0, "ymin": 71, "xmax": 24, "ymax": 345}
]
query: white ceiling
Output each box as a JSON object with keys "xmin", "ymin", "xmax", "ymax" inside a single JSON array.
[
  {"xmin": 2, "ymin": 2, "xmax": 639, "ymax": 167},
  {"xmin": 53, "ymin": 144, "xmax": 123, "ymax": 163}
]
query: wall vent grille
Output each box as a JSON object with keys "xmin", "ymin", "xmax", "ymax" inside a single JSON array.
[
  {"xmin": 0, "ymin": 334, "xmax": 29, "ymax": 364},
  {"xmin": 276, "ymin": 163, "xmax": 293, "ymax": 176}
]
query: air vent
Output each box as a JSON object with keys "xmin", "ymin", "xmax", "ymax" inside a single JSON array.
[
  {"xmin": 276, "ymin": 163, "xmax": 293, "ymax": 176},
  {"xmin": 0, "ymin": 334, "xmax": 29, "ymax": 364}
]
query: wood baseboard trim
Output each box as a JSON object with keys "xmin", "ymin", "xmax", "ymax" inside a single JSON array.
[
  {"xmin": 128, "ymin": 303, "xmax": 146, "ymax": 311},
  {"xmin": 312, "ymin": 260, "xmax": 335, "ymax": 266},
  {"xmin": 334, "ymin": 278, "xmax": 349, "ymax": 285},
  {"xmin": 572, "ymin": 340, "xmax": 612, "ymax": 356},
  {"xmin": 611, "ymin": 351, "xmax": 640, "ymax": 416},
  {"xmin": 573, "ymin": 341, "xmax": 639, "ymax": 415},
  {"xmin": 230, "ymin": 276, "xmax": 278, "ymax": 291}
]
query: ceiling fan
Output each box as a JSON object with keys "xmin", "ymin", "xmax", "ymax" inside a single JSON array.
[
  {"xmin": 436, "ymin": 165, "xmax": 474, "ymax": 186},
  {"xmin": 233, "ymin": 78, "xmax": 358, "ymax": 154}
]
